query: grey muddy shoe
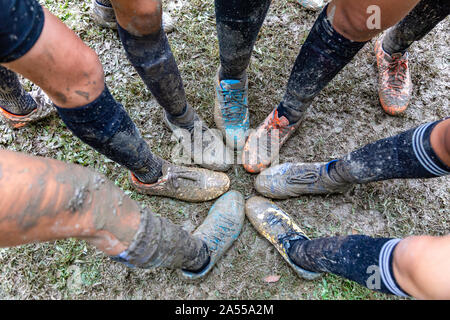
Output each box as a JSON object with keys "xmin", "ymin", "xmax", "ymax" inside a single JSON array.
[
  {"xmin": 129, "ymin": 160, "xmax": 230, "ymax": 202},
  {"xmin": 245, "ymin": 196, "xmax": 321, "ymax": 280},
  {"xmin": 91, "ymin": 0, "xmax": 176, "ymax": 33},
  {"xmin": 164, "ymin": 106, "xmax": 232, "ymax": 172},
  {"xmin": 255, "ymin": 162, "xmax": 351, "ymax": 199},
  {"xmin": 180, "ymin": 190, "xmax": 245, "ymax": 280}
]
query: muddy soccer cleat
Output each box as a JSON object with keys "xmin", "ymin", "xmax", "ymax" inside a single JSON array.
[
  {"xmin": 245, "ymin": 197, "xmax": 321, "ymax": 280},
  {"xmin": 164, "ymin": 105, "xmax": 232, "ymax": 172},
  {"xmin": 129, "ymin": 161, "xmax": 230, "ymax": 202},
  {"xmin": 91, "ymin": 0, "xmax": 176, "ymax": 33},
  {"xmin": 214, "ymin": 70, "xmax": 249, "ymax": 151},
  {"xmin": 375, "ymin": 37, "xmax": 412, "ymax": 116},
  {"xmin": 255, "ymin": 162, "xmax": 351, "ymax": 199},
  {"xmin": 298, "ymin": 0, "xmax": 326, "ymax": 11},
  {"xmin": 180, "ymin": 190, "xmax": 245, "ymax": 280},
  {"xmin": 242, "ymin": 109, "xmax": 302, "ymax": 173},
  {"xmin": 0, "ymin": 87, "xmax": 54, "ymax": 129}
]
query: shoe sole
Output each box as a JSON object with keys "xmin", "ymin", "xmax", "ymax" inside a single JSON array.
[
  {"xmin": 179, "ymin": 190, "xmax": 245, "ymax": 280},
  {"xmin": 245, "ymin": 196, "xmax": 321, "ymax": 280}
]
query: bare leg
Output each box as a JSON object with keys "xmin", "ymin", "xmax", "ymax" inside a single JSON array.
[
  {"xmin": 0, "ymin": 149, "xmax": 209, "ymax": 271},
  {"xmin": 2, "ymin": 8, "xmax": 104, "ymax": 109},
  {"xmin": 394, "ymin": 235, "xmax": 450, "ymax": 299}
]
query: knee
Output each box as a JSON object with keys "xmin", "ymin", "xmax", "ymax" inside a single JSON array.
[
  {"xmin": 62, "ymin": 46, "xmax": 104, "ymax": 108},
  {"xmin": 111, "ymin": 0, "xmax": 162, "ymax": 36},
  {"xmin": 441, "ymin": 120, "xmax": 450, "ymax": 160},
  {"xmin": 393, "ymin": 236, "xmax": 430, "ymax": 281},
  {"xmin": 392, "ymin": 236, "xmax": 449, "ymax": 299},
  {"xmin": 330, "ymin": 3, "xmax": 379, "ymax": 41}
]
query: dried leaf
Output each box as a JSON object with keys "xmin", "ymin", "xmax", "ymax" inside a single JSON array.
[{"xmin": 264, "ymin": 275, "xmax": 280, "ymax": 283}]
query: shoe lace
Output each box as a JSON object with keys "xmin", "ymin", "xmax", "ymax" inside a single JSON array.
[
  {"xmin": 167, "ymin": 169, "xmax": 201, "ymax": 189},
  {"xmin": 286, "ymin": 168, "xmax": 319, "ymax": 185},
  {"xmin": 386, "ymin": 54, "xmax": 408, "ymax": 93},
  {"xmin": 221, "ymin": 87, "xmax": 247, "ymax": 125},
  {"xmin": 266, "ymin": 110, "xmax": 291, "ymax": 138}
]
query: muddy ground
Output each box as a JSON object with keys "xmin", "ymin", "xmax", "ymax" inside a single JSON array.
[{"xmin": 0, "ymin": 0, "xmax": 448, "ymax": 300}]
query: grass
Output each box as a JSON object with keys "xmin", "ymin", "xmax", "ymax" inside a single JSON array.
[{"xmin": 0, "ymin": 0, "xmax": 448, "ymax": 300}]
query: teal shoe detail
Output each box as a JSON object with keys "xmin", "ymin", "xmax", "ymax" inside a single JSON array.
[
  {"xmin": 180, "ymin": 190, "xmax": 245, "ymax": 280},
  {"xmin": 214, "ymin": 72, "xmax": 249, "ymax": 151}
]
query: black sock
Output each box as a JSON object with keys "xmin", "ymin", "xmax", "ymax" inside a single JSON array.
[
  {"xmin": 215, "ymin": 0, "xmax": 271, "ymax": 81},
  {"xmin": 117, "ymin": 24, "xmax": 187, "ymax": 118},
  {"xmin": 329, "ymin": 119, "xmax": 450, "ymax": 184},
  {"xmin": 288, "ymin": 235, "xmax": 409, "ymax": 296},
  {"xmin": 0, "ymin": 66, "xmax": 37, "ymax": 115},
  {"xmin": 112, "ymin": 208, "xmax": 210, "ymax": 270},
  {"xmin": 182, "ymin": 243, "xmax": 211, "ymax": 273},
  {"xmin": 55, "ymin": 86, "xmax": 163, "ymax": 184},
  {"xmin": 382, "ymin": 0, "xmax": 450, "ymax": 55},
  {"xmin": 280, "ymin": 5, "xmax": 367, "ymax": 123}
]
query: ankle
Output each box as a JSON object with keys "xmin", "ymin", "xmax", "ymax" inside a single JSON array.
[
  {"xmin": 276, "ymin": 103, "xmax": 303, "ymax": 124},
  {"xmin": 181, "ymin": 243, "xmax": 211, "ymax": 273},
  {"xmin": 218, "ymin": 66, "xmax": 246, "ymax": 82},
  {"xmin": 166, "ymin": 104, "xmax": 197, "ymax": 128},
  {"xmin": 326, "ymin": 160, "xmax": 356, "ymax": 184}
]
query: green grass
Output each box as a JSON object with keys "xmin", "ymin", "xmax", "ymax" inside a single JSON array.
[{"xmin": 0, "ymin": 0, "xmax": 448, "ymax": 300}]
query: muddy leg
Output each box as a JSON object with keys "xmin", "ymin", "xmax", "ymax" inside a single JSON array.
[
  {"xmin": 111, "ymin": 0, "xmax": 187, "ymax": 118},
  {"xmin": 328, "ymin": 118, "xmax": 450, "ymax": 184},
  {"xmin": 277, "ymin": 0, "xmax": 421, "ymax": 123},
  {"xmin": 1, "ymin": 3, "xmax": 163, "ymax": 183},
  {"xmin": 382, "ymin": 0, "xmax": 450, "ymax": 55},
  {"xmin": 215, "ymin": 0, "xmax": 272, "ymax": 81},
  {"xmin": 0, "ymin": 149, "xmax": 208, "ymax": 271}
]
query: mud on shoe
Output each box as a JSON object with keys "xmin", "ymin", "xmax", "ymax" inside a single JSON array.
[
  {"xmin": 0, "ymin": 87, "xmax": 54, "ymax": 129},
  {"xmin": 242, "ymin": 109, "xmax": 302, "ymax": 173},
  {"xmin": 375, "ymin": 37, "xmax": 412, "ymax": 116},
  {"xmin": 298, "ymin": 0, "xmax": 326, "ymax": 11},
  {"xmin": 255, "ymin": 162, "xmax": 351, "ymax": 199},
  {"xmin": 129, "ymin": 161, "xmax": 230, "ymax": 202},
  {"xmin": 91, "ymin": 0, "xmax": 176, "ymax": 33},
  {"xmin": 164, "ymin": 105, "xmax": 232, "ymax": 172},
  {"xmin": 180, "ymin": 190, "xmax": 245, "ymax": 280},
  {"xmin": 245, "ymin": 196, "xmax": 321, "ymax": 280},
  {"xmin": 214, "ymin": 70, "xmax": 249, "ymax": 151}
]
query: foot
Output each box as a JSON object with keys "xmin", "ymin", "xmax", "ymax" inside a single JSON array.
[
  {"xmin": 180, "ymin": 190, "xmax": 245, "ymax": 280},
  {"xmin": 129, "ymin": 161, "xmax": 230, "ymax": 202},
  {"xmin": 91, "ymin": 0, "xmax": 176, "ymax": 33},
  {"xmin": 164, "ymin": 105, "xmax": 232, "ymax": 172},
  {"xmin": 375, "ymin": 37, "xmax": 412, "ymax": 116},
  {"xmin": 214, "ymin": 70, "xmax": 249, "ymax": 151},
  {"xmin": 0, "ymin": 87, "xmax": 54, "ymax": 129},
  {"xmin": 255, "ymin": 162, "xmax": 351, "ymax": 199},
  {"xmin": 298, "ymin": 0, "xmax": 326, "ymax": 11},
  {"xmin": 242, "ymin": 109, "xmax": 302, "ymax": 173},
  {"xmin": 245, "ymin": 196, "xmax": 321, "ymax": 280}
]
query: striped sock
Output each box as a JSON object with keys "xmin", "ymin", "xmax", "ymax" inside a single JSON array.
[
  {"xmin": 331, "ymin": 119, "xmax": 450, "ymax": 184},
  {"xmin": 288, "ymin": 235, "xmax": 409, "ymax": 296},
  {"xmin": 379, "ymin": 239, "xmax": 409, "ymax": 297}
]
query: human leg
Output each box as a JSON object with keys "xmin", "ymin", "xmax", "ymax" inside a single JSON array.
[{"xmin": 255, "ymin": 118, "xmax": 450, "ymax": 198}]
